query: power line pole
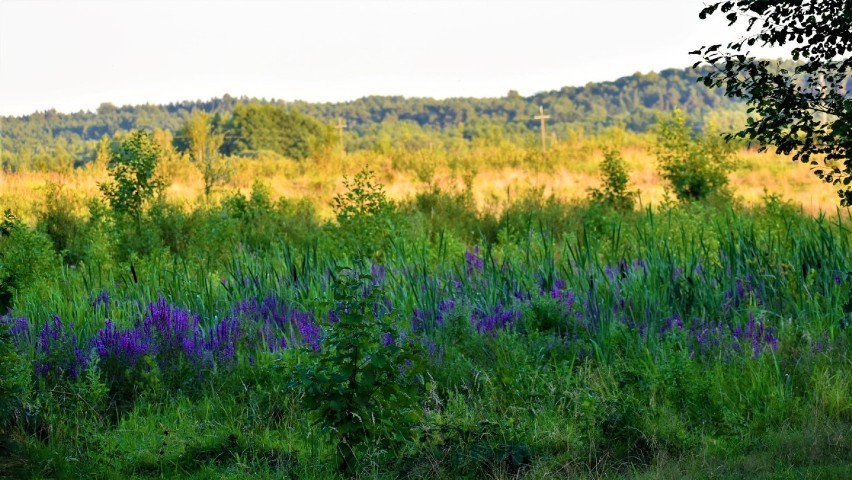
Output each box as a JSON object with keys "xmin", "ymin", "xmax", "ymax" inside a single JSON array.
[
  {"xmin": 335, "ymin": 118, "xmax": 347, "ymax": 156},
  {"xmin": 534, "ymin": 106, "xmax": 551, "ymax": 152}
]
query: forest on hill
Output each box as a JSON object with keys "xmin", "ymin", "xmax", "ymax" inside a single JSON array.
[{"xmin": 1, "ymin": 66, "xmax": 755, "ymax": 172}]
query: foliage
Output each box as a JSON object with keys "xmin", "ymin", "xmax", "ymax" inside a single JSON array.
[
  {"xmin": 285, "ymin": 268, "xmax": 425, "ymax": 475},
  {"xmin": 332, "ymin": 169, "xmax": 398, "ymax": 259},
  {"xmin": 99, "ymin": 130, "xmax": 166, "ymax": 223},
  {"xmin": 0, "ymin": 67, "xmax": 752, "ymax": 173},
  {"xmin": 693, "ymin": 0, "xmax": 852, "ymax": 205},
  {"xmin": 588, "ymin": 147, "xmax": 637, "ymax": 211},
  {"xmin": 0, "ymin": 317, "xmax": 30, "ymax": 436},
  {"xmin": 655, "ymin": 109, "xmax": 737, "ymax": 202},
  {"xmin": 222, "ymin": 103, "xmax": 330, "ymax": 160},
  {"xmin": 177, "ymin": 111, "xmax": 231, "ymax": 199},
  {"xmin": 0, "ymin": 211, "xmax": 57, "ymax": 312}
]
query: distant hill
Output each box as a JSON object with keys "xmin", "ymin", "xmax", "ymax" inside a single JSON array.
[{"xmin": 1, "ymin": 66, "xmax": 752, "ymax": 170}]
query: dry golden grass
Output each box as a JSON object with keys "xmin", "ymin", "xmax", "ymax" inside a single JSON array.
[{"xmin": 1, "ymin": 143, "xmax": 844, "ymax": 223}]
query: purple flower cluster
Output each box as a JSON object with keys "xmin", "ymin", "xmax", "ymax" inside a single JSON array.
[
  {"xmin": 91, "ymin": 290, "xmax": 110, "ymax": 309},
  {"xmin": 658, "ymin": 312, "xmax": 779, "ymax": 359},
  {"xmin": 472, "ymin": 302, "xmax": 520, "ymax": 335},
  {"xmin": 722, "ymin": 275, "xmax": 764, "ymax": 313},
  {"xmin": 464, "ymin": 246, "xmax": 484, "ymax": 275},
  {"xmin": 35, "ymin": 315, "xmax": 88, "ymax": 379}
]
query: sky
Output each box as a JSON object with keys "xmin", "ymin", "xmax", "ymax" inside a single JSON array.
[{"xmin": 0, "ymin": 0, "xmax": 786, "ymax": 116}]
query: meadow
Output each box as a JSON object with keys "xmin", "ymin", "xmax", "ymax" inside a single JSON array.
[{"xmin": 1, "ymin": 130, "xmax": 851, "ymax": 479}]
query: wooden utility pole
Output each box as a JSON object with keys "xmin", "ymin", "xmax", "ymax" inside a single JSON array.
[
  {"xmin": 534, "ymin": 106, "xmax": 551, "ymax": 152},
  {"xmin": 335, "ymin": 118, "xmax": 347, "ymax": 156}
]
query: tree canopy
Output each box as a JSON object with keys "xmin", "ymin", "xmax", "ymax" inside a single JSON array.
[
  {"xmin": 0, "ymin": 67, "xmax": 752, "ymax": 172},
  {"xmin": 693, "ymin": 0, "xmax": 852, "ymax": 205}
]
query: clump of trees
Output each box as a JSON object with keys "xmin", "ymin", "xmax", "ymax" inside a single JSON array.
[{"xmin": 220, "ymin": 103, "xmax": 331, "ymax": 160}]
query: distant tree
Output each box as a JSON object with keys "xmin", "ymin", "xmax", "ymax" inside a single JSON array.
[
  {"xmin": 222, "ymin": 103, "xmax": 330, "ymax": 160},
  {"xmin": 177, "ymin": 111, "xmax": 230, "ymax": 199},
  {"xmin": 692, "ymin": 0, "xmax": 852, "ymax": 205},
  {"xmin": 99, "ymin": 130, "xmax": 165, "ymax": 224}
]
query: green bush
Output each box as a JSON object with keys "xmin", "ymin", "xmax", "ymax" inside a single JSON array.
[
  {"xmin": 0, "ymin": 318, "xmax": 29, "ymax": 436},
  {"xmin": 0, "ymin": 211, "xmax": 58, "ymax": 311},
  {"xmin": 332, "ymin": 169, "xmax": 400, "ymax": 259},
  {"xmin": 655, "ymin": 110, "xmax": 736, "ymax": 202},
  {"xmin": 588, "ymin": 148, "xmax": 637, "ymax": 211}
]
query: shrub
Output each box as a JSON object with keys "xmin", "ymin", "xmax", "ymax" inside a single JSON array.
[
  {"xmin": 0, "ymin": 317, "xmax": 29, "ymax": 437},
  {"xmin": 588, "ymin": 148, "xmax": 636, "ymax": 211},
  {"xmin": 332, "ymin": 169, "xmax": 399, "ymax": 259},
  {"xmin": 655, "ymin": 110, "xmax": 736, "ymax": 202},
  {"xmin": 36, "ymin": 183, "xmax": 88, "ymax": 265},
  {"xmin": 0, "ymin": 210, "xmax": 57, "ymax": 311},
  {"xmin": 99, "ymin": 130, "xmax": 166, "ymax": 225}
]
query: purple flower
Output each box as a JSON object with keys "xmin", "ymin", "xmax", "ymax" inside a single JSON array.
[
  {"xmin": 659, "ymin": 314, "xmax": 684, "ymax": 335},
  {"xmin": 464, "ymin": 246, "xmax": 484, "ymax": 275},
  {"xmin": 472, "ymin": 303, "xmax": 519, "ymax": 335},
  {"xmin": 371, "ymin": 263, "xmax": 386, "ymax": 286},
  {"xmin": 91, "ymin": 290, "xmax": 110, "ymax": 309},
  {"xmin": 292, "ymin": 311, "xmax": 321, "ymax": 351},
  {"xmin": 411, "ymin": 308, "xmax": 427, "ymax": 332}
]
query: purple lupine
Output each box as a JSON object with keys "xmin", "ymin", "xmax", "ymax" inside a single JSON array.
[
  {"xmin": 381, "ymin": 332, "xmax": 396, "ymax": 347},
  {"xmin": 7, "ymin": 316, "xmax": 30, "ymax": 341},
  {"xmin": 34, "ymin": 315, "xmax": 88, "ymax": 379},
  {"xmin": 205, "ymin": 316, "xmax": 241, "ymax": 364},
  {"xmin": 93, "ymin": 319, "xmax": 151, "ymax": 365}
]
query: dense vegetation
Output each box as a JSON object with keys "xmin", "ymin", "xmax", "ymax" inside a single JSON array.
[
  {"xmin": 1, "ymin": 66, "xmax": 763, "ymax": 173},
  {"xmin": 1, "ymin": 146, "xmax": 850, "ymax": 477},
  {"xmin": 2, "ymin": 58, "xmax": 851, "ymax": 477}
]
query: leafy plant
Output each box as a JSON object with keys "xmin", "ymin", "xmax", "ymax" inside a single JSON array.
[
  {"xmin": 0, "ymin": 210, "xmax": 57, "ymax": 311},
  {"xmin": 285, "ymin": 268, "xmax": 424, "ymax": 476},
  {"xmin": 332, "ymin": 169, "xmax": 398, "ymax": 259},
  {"xmin": 655, "ymin": 110, "xmax": 736, "ymax": 202},
  {"xmin": 99, "ymin": 130, "xmax": 166, "ymax": 225},
  {"xmin": 588, "ymin": 148, "xmax": 636, "ymax": 211},
  {"xmin": 177, "ymin": 111, "xmax": 231, "ymax": 200},
  {"xmin": 0, "ymin": 317, "xmax": 30, "ymax": 437}
]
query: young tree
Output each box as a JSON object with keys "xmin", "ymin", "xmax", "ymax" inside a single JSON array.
[
  {"xmin": 588, "ymin": 148, "xmax": 637, "ymax": 211},
  {"xmin": 180, "ymin": 111, "xmax": 230, "ymax": 200},
  {"xmin": 692, "ymin": 0, "xmax": 852, "ymax": 205},
  {"xmin": 99, "ymin": 130, "xmax": 165, "ymax": 224},
  {"xmin": 655, "ymin": 110, "xmax": 736, "ymax": 202}
]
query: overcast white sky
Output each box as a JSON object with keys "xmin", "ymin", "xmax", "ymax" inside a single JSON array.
[{"xmin": 0, "ymin": 0, "xmax": 784, "ymax": 116}]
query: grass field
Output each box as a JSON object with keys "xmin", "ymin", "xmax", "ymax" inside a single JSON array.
[{"xmin": 1, "ymin": 138, "xmax": 851, "ymax": 479}]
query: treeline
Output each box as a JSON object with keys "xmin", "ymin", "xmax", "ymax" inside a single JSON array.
[{"xmin": 0, "ymin": 66, "xmax": 763, "ymax": 172}]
